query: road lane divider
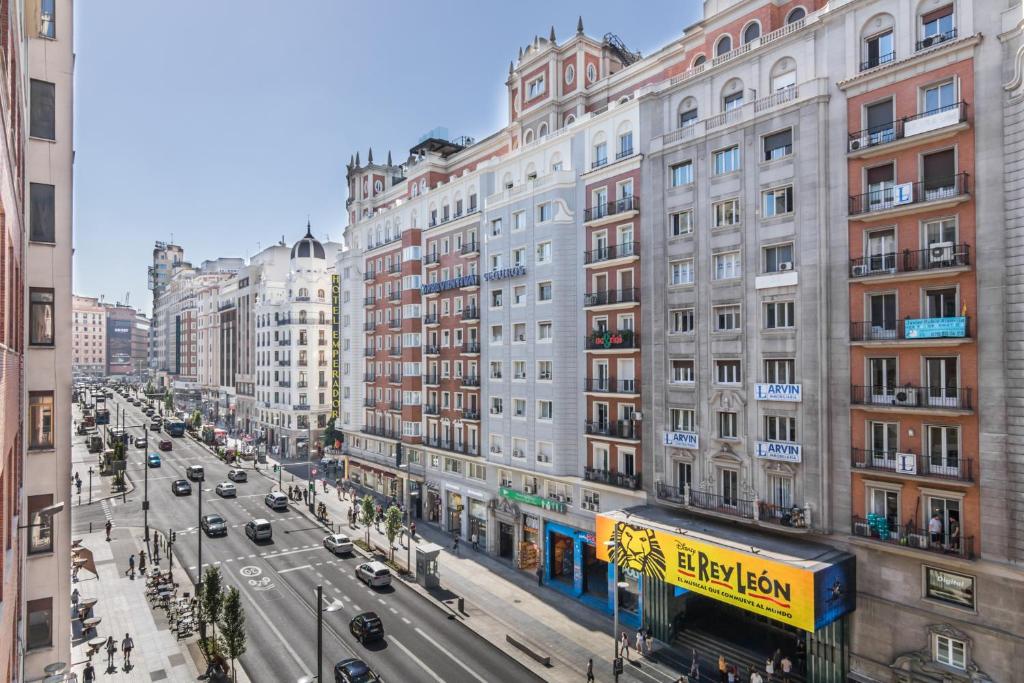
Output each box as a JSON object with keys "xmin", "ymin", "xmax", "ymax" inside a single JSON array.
[
  {"xmin": 386, "ymin": 636, "xmax": 445, "ymax": 683},
  {"xmin": 415, "ymin": 626, "xmax": 489, "ymax": 683}
]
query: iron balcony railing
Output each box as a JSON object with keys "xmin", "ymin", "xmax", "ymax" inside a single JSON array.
[
  {"xmin": 388, "ymin": 373, "xmax": 402, "ymax": 384},
  {"xmin": 655, "ymin": 483, "xmax": 810, "ymax": 529},
  {"xmin": 848, "ymin": 173, "xmax": 969, "ymax": 216},
  {"xmin": 847, "ymin": 101, "xmax": 966, "ymax": 152},
  {"xmin": 388, "ymin": 318, "xmax": 402, "ymax": 330},
  {"xmin": 360, "ymin": 425, "xmax": 400, "ymax": 440},
  {"xmin": 423, "ymin": 313, "xmax": 439, "ymax": 325},
  {"xmin": 583, "ymin": 288, "xmax": 640, "ymax": 308},
  {"xmin": 583, "ymin": 378, "xmax": 640, "ymax": 394},
  {"xmin": 425, "ymin": 345, "xmax": 440, "ymax": 355},
  {"xmin": 296, "ymin": 381, "xmax": 308, "ymax": 388},
  {"xmin": 363, "ymin": 296, "xmax": 376, "ymax": 306},
  {"xmin": 363, "ymin": 321, "xmax": 376, "ymax": 332},
  {"xmin": 423, "ymin": 374, "xmax": 440, "ymax": 386},
  {"xmin": 424, "ymin": 252, "xmax": 440, "ymax": 266},
  {"xmin": 584, "ymin": 330, "xmax": 640, "ymax": 351},
  {"xmin": 277, "ymin": 381, "xmax": 289, "ymax": 387},
  {"xmin": 461, "ymin": 307, "xmax": 480, "ymax": 321},
  {"xmin": 363, "ymin": 398, "xmax": 375, "ymax": 407},
  {"xmin": 851, "ymin": 447, "xmax": 973, "ymax": 482},
  {"xmin": 388, "ymin": 262, "xmax": 402, "ymax": 274},
  {"xmin": 297, "ymin": 360, "xmax": 308, "ymax": 367},
  {"xmin": 462, "ymin": 409, "xmax": 480, "ymax": 420},
  {"xmin": 460, "ymin": 241, "xmax": 479, "ymax": 255},
  {"xmin": 388, "ymin": 346, "xmax": 402, "ymax": 357},
  {"xmin": 849, "ymin": 244, "xmax": 970, "ymax": 278},
  {"xmin": 363, "ymin": 270, "xmax": 375, "ymax": 281},
  {"xmin": 423, "ymin": 437, "xmax": 479, "ymax": 456},
  {"xmin": 461, "ymin": 342, "xmax": 480, "ymax": 354},
  {"xmin": 276, "ymin": 317, "xmax": 291, "ymax": 326},
  {"xmin": 362, "ymin": 372, "xmax": 376, "ymax": 382},
  {"xmin": 916, "ymin": 28, "xmax": 957, "ymax": 52},
  {"xmin": 389, "ymin": 290, "xmax": 402, "ymax": 301},
  {"xmin": 424, "ymin": 404, "xmax": 439, "ymax": 416},
  {"xmin": 278, "ymin": 339, "xmax": 291, "ymax": 346},
  {"xmin": 850, "ymin": 316, "xmax": 970, "ymax": 342},
  {"xmin": 584, "ymin": 466, "xmax": 641, "ymax": 490},
  {"xmin": 461, "ymin": 375, "xmax": 480, "ymax": 388},
  {"xmin": 362, "ymin": 348, "xmax": 374, "ymax": 357},
  {"xmin": 389, "ymin": 401, "xmax": 402, "ymax": 411},
  {"xmin": 851, "ymin": 385, "xmax": 972, "ymax": 411},
  {"xmin": 591, "ymin": 156, "xmax": 608, "ymax": 170},
  {"xmin": 584, "ymin": 195, "xmax": 638, "ymax": 222},
  {"xmin": 852, "ymin": 515, "xmax": 974, "ymax": 559},
  {"xmin": 860, "ymin": 50, "xmax": 896, "ymax": 72},
  {"xmin": 583, "ymin": 241, "xmax": 639, "ymax": 265},
  {"xmin": 615, "ymin": 146, "xmax": 634, "ymax": 160},
  {"xmin": 583, "ymin": 419, "xmax": 640, "ymax": 440}
]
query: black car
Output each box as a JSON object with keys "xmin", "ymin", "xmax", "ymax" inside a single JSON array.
[
  {"xmin": 201, "ymin": 514, "xmax": 227, "ymax": 536},
  {"xmin": 334, "ymin": 658, "xmax": 381, "ymax": 683},
  {"xmin": 171, "ymin": 479, "xmax": 192, "ymax": 495},
  {"xmin": 348, "ymin": 612, "xmax": 384, "ymax": 644}
]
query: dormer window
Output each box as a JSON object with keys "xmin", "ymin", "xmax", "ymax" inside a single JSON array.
[{"xmin": 528, "ymin": 76, "xmax": 546, "ymax": 99}]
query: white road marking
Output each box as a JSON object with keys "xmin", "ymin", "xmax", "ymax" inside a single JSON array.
[
  {"xmin": 353, "ymin": 604, "xmax": 361, "ymax": 611},
  {"xmin": 387, "ymin": 636, "xmax": 445, "ymax": 683},
  {"xmin": 415, "ymin": 627, "xmax": 488, "ymax": 683},
  {"xmin": 401, "ymin": 617, "xmax": 411, "ymax": 625},
  {"xmin": 342, "ymin": 595, "xmax": 351, "ymax": 602},
  {"xmin": 377, "ymin": 598, "xmax": 386, "ymax": 605},
  {"xmin": 277, "ymin": 564, "xmax": 312, "ymax": 574},
  {"xmin": 238, "ymin": 572, "xmax": 310, "ymax": 675},
  {"xmin": 389, "ymin": 607, "xmax": 398, "ymax": 614},
  {"xmin": 264, "ymin": 547, "xmax": 321, "ymax": 560}
]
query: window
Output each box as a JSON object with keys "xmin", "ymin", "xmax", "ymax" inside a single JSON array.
[
  {"xmin": 27, "ymin": 494, "xmax": 54, "ymax": 554},
  {"xmin": 763, "ymin": 186, "xmax": 794, "ymax": 217},
  {"xmin": 715, "ymin": 360, "xmax": 741, "ymax": 384},
  {"xmin": 671, "ymin": 408, "xmax": 696, "ymax": 432},
  {"xmin": 538, "ymin": 400, "xmax": 553, "ymax": 420},
  {"xmin": 537, "ymin": 282, "xmax": 552, "ymax": 301},
  {"xmin": 716, "ymin": 35, "xmax": 732, "ymax": 56},
  {"xmin": 490, "ymin": 361, "xmax": 503, "ymax": 379},
  {"xmin": 528, "ymin": 75, "xmax": 545, "ymax": 98},
  {"xmin": 29, "ymin": 392, "xmax": 54, "ymax": 450},
  {"xmin": 723, "ymin": 91, "xmax": 744, "ymax": 112},
  {"xmin": 40, "ymin": 0, "xmax": 56, "ymax": 38},
  {"xmin": 618, "ymin": 131, "xmax": 633, "ymax": 157},
  {"xmin": 490, "ymin": 218, "xmax": 503, "ymax": 237},
  {"xmin": 30, "ymin": 79, "xmax": 56, "ymax": 139},
  {"xmin": 787, "ymin": 7, "xmax": 806, "ymax": 24},
  {"xmin": 537, "ymin": 360, "xmax": 552, "ymax": 380},
  {"xmin": 714, "ymin": 305, "xmax": 741, "ymax": 332},
  {"xmin": 922, "ymin": 149, "xmax": 956, "ymax": 196},
  {"xmin": 587, "ymin": 63, "xmax": 597, "ymax": 82},
  {"xmin": 512, "ymin": 211, "xmax": 526, "ymax": 231},
  {"xmin": 670, "ymin": 161, "xmax": 693, "ymax": 187},
  {"xmin": 513, "ymin": 361, "xmax": 526, "ymax": 380},
  {"xmin": 490, "ymin": 325, "xmax": 503, "ymax": 344},
  {"xmin": 536, "ymin": 241, "xmax": 552, "ymax": 264},
  {"xmin": 771, "ymin": 70, "xmax": 796, "ymax": 92},
  {"xmin": 934, "ymin": 633, "xmax": 966, "ymax": 670},
  {"xmin": 670, "ymin": 259, "xmax": 694, "ymax": 285},
  {"xmin": 924, "ymin": 80, "xmax": 956, "ymax": 114},
  {"xmin": 565, "ymin": 64, "xmax": 575, "ymax": 84},
  {"xmin": 713, "ymin": 198, "xmax": 740, "ymax": 227},
  {"xmin": 763, "ymin": 129, "xmax": 792, "ymax": 161},
  {"xmin": 537, "ymin": 321, "xmax": 552, "ymax": 340},
  {"xmin": 670, "ymin": 309, "xmax": 694, "ymax": 334},
  {"xmin": 671, "ymin": 359, "xmax": 695, "ymax": 383},
  {"xmin": 26, "ymin": 598, "xmax": 52, "ymax": 650},
  {"xmin": 764, "ymin": 244, "xmax": 794, "ymax": 273},
  {"xmin": 765, "ymin": 358, "xmax": 795, "ymax": 384},
  {"xmin": 468, "ymin": 463, "xmax": 486, "ymax": 481},
  {"xmin": 512, "ymin": 285, "xmax": 526, "ymax": 305},
  {"xmin": 864, "ymin": 30, "xmax": 895, "ymax": 70},
  {"xmin": 490, "ymin": 290, "xmax": 503, "ymax": 308},
  {"xmin": 29, "ymin": 183, "xmax": 56, "ymax": 243},
  {"xmin": 713, "ymin": 252, "xmax": 742, "ymax": 280},
  {"xmin": 593, "ymin": 141, "xmax": 608, "ymax": 167},
  {"xmin": 670, "ymin": 210, "xmax": 693, "ymax": 236},
  {"xmin": 764, "ymin": 301, "xmax": 796, "ymax": 329},
  {"xmin": 512, "ymin": 323, "xmax": 525, "ymax": 342},
  {"xmin": 513, "ymin": 399, "xmax": 526, "ymax": 417},
  {"xmin": 537, "ymin": 203, "xmax": 552, "ymax": 222},
  {"xmin": 764, "ymin": 415, "xmax": 797, "ymax": 442},
  {"xmin": 714, "ymin": 146, "xmax": 740, "ymax": 175},
  {"xmin": 718, "ymin": 412, "xmax": 738, "ymax": 439},
  {"xmin": 921, "ymin": 6, "xmax": 954, "ymax": 45},
  {"xmin": 490, "ymin": 397, "xmax": 503, "ymax": 414},
  {"xmin": 29, "ymin": 288, "xmax": 54, "ymax": 346},
  {"xmin": 743, "ymin": 22, "xmax": 760, "ymax": 44},
  {"xmin": 679, "ymin": 108, "xmax": 698, "ymax": 127}
]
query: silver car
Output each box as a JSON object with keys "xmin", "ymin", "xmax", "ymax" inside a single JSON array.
[
  {"xmin": 215, "ymin": 482, "xmax": 237, "ymax": 497},
  {"xmin": 227, "ymin": 468, "xmax": 248, "ymax": 482},
  {"xmin": 323, "ymin": 533, "xmax": 353, "ymax": 555},
  {"xmin": 355, "ymin": 561, "xmax": 392, "ymax": 588}
]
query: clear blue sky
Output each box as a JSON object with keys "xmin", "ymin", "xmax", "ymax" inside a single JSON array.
[{"xmin": 73, "ymin": 1, "xmax": 696, "ymax": 315}]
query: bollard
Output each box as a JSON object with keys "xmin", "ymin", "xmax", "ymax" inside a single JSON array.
[
  {"xmin": 458, "ymin": 597, "xmax": 465, "ymax": 613},
  {"xmin": 90, "ymin": 522, "xmax": 93, "ymax": 533}
]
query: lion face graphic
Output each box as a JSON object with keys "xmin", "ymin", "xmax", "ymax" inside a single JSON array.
[{"xmin": 614, "ymin": 522, "xmax": 667, "ymax": 581}]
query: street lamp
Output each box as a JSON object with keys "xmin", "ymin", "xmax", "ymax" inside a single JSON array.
[
  {"xmin": 296, "ymin": 584, "xmax": 343, "ymax": 683},
  {"xmin": 195, "ymin": 468, "xmax": 205, "ymax": 593},
  {"xmin": 605, "ymin": 531, "xmax": 629, "ymax": 682}
]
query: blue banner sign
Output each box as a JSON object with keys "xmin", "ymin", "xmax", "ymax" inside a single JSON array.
[
  {"xmin": 483, "ymin": 265, "xmax": 526, "ymax": 282},
  {"xmin": 755, "ymin": 383, "xmax": 802, "ymax": 402},
  {"xmin": 663, "ymin": 431, "xmax": 699, "ymax": 449},
  {"xmin": 904, "ymin": 316, "xmax": 966, "ymax": 339},
  {"xmin": 755, "ymin": 441, "xmax": 802, "ymax": 462},
  {"xmin": 421, "ymin": 274, "xmax": 479, "ymax": 295}
]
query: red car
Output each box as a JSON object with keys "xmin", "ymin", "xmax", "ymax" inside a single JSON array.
[{"xmin": 158, "ymin": 439, "xmax": 172, "ymax": 451}]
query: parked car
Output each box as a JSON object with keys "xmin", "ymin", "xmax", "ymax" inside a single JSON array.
[
  {"xmin": 147, "ymin": 452, "xmax": 161, "ymax": 467},
  {"xmin": 186, "ymin": 465, "xmax": 204, "ymax": 481},
  {"xmin": 227, "ymin": 469, "xmax": 248, "ymax": 482},
  {"xmin": 244, "ymin": 519, "xmax": 272, "ymax": 542},
  {"xmin": 158, "ymin": 439, "xmax": 172, "ymax": 451},
  {"xmin": 201, "ymin": 514, "xmax": 227, "ymax": 536},
  {"xmin": 264, "ymin": 491, "xmax": 288, "ymax": 511},
  {"xmin": 333, "ymin": 658, "xmax": 381, "ymax": 683},
  {"xmin": 215, "ymin": 482, "xmax": 237, "ymax": 497},
  {"xmin": 323, "ymin": 534, "xmax": 353, "ymax": 555},
  {"xmin": 171, "ymin": 479, "xmax": 192, "ymax": 495},
  {"xmin": 348, "ymin": 612, "xmax": 384, "ymax": 644},
  {"xmin": 355, "ymin": 562, "xmax": 392, "ymax": 588}
]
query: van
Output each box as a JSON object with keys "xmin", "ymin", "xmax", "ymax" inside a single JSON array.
[
  {"xmin": 186, "ymin": 465, "xmax": 204, "ymax": 481},
  {"xmin": 264, "ymin": 491, "xmax": 288, "ymax": 511},
  {"xmin": 245, "ymin": 519, "xmax": 272, "ymax": 542}
]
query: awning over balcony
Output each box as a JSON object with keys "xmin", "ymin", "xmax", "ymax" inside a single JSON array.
[{"xmin": 595, "ymin": 506, "xmax": 856, "ymax": 633}]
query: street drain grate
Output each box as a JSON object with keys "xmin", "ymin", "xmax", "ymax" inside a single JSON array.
[{"xmin": 148, "ymin": 669, "xmax": 167, "ymax": 681}]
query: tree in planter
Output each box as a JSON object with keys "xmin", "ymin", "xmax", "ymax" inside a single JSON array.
[
  {"xmin": 383, "ymin": 504, "xmax": 403, "ymax": 564},
  {"xmin": 219, "ymin": 586, "xmax": 246, "ymax": 682},
  {"xmin": 190, "ymin": 410, "xmax": 202, "ymax": 430},
  {"xmin": 164, "ymin": 389, "xmax": 174, "ymax": 411},
  {"xmin": 199, "ymin": 566, "xmax": 225, "ymax": 661},
  {"xmin": 359, "ymin": 495, "xmax": 375, "ymax": 546}
]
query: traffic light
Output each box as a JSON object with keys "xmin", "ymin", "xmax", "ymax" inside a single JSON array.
[
  {"xmin": 273, "ymin": 465, "xmax": 279, "ymax": 473},
  {"xmin": 308, "ymin": 482, "xmax": 314, "ymax": 492},
  {"xmin": 170, "ymin": 530, "xmax": 177, "ymax": 543}
]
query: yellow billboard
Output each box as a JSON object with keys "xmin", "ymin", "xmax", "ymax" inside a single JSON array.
[{"xmin": 595, "ymin": 514, "xmax": 854, "ymax": 632}]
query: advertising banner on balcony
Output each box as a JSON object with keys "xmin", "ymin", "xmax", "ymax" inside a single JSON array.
[
  {"xmin": 663, "ymin": 431, "xmax": 699, "ymax": 449},
  {"xmin": 904, "ymin": 316, "xmax": 966, "ymax": 339},
  {"xmin": 595, "ymin": 513, "xmax": 856, "ymax": 632},
  {"xmin": 754, "ymin": 383, "xmax": 802, "ymax": 402},
  {"xmin": 755, "ymin": 441, "xmax": 802, "ymax": 463}
]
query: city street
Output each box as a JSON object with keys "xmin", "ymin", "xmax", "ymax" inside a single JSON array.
[{"xmin": 72, "ymin": 392, "xmax": 544, "ymax": 683}]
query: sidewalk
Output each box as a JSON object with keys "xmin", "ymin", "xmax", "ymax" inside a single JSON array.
[{"xmin": 258, "ymin": 455, "xmax": 693, "ymax": 683}]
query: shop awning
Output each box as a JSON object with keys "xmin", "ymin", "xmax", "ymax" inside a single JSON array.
[{"xmin": 596, "ymin": 506, "xmax": 856, "ymax": 632}]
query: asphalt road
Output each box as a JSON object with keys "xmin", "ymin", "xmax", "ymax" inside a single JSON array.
[{"xmin": 73, "ymin": 392, "xmax": 545, "ymax": 683}]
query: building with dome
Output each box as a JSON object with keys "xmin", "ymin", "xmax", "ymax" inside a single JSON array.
[{"xmin": 252, "ymin": 225, "xmax": 341, "ymax": 457}]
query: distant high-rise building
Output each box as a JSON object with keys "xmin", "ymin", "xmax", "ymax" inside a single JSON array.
[{"xmin": 71, "ymin": 295, "xmax": 107, "ymax": 377}]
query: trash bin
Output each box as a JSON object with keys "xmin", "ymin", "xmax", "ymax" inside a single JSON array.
[{"xmin": 415, "ymin": 543, "xmax": 442, "ymax": 589}]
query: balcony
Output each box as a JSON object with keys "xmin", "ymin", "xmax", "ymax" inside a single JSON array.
[
  {"xmin": 424, "ymin": 403, "xmax": 439, "ymax": 416},
  {"xmin": 423, "ymin": 437, "xmax": 479, "ymax": 456},
  {"xmin": 583, "ymin": 241, "xmax": 639, "ymax": 266},
  {"xmin": 916, "ymin": 28, "xmax": 957, "ymax": 52},
  {"xmin": 293, "ymin": 404, "xmax": 310, "ymax": 411},
  {"xmin": 388, "ymin": 373, "xmax": 402, "ymax": 384},
  {"xmin": 848, "ymin": 173, "xmax": 969, "ymax": 218},
  {"xmin": 852, "ymin": 515, "xmax": 974, "ymax": 560},
  {"xmin": 461, "ymin": 341, "xmax": 480, "ymax": 355},
  {"xmin": 591, "ymin": 156, "xmax": 608, "ymax": 170},
  {"xmin": 584, "ymin": 288, "xmax": 640, "ymax": 308},
  {"xmin": 584, "ymin": 466, "xmax": 641, "ymax": 490},
  {"xmin": 363, "ymin": 398, "xmax": 375, "ymax": 407},
  {"xmin": 460, "ymin": 241, "xmax": 479, "ymax": 256},
  {"xmin": 388, "ymin": 346, "xmax": 402, "ymax": 357},
  {"xmin": 278, "ymin": 339, "xmax": 291, "ymax": 346},
  {"xmin": 388, "ymin": 262, "xmax": 402, "ymax": 274},
  {"xmin": 850, "ymin": 385, "xmax": 972, "ymax": 412},
  {"xmin": 363, "ymin": 347, "xmax": 374, "ymax": 357},
  {"xmin": 362, "ymin": 372, "xmax": 376, "ymax": 382},
  {"xmin": 462, "ymin": 409, "xmax": 480, "ymax": 421},
  {"xmin": 849, "ymin": 244, "xmax": 970, "ymax": 280},
  {"xmin": 297, "ymin": 338, "xmax": 308, "ymax": 347},
  {"xmin": 277, "ymin": 380, "xmax": 290, "ymax": 388},
  {"xmin": 389, "ymin": 290, "xmax": 402, "ymax": 302},
  {"xmin": 389, "ymin": 401, "xmax": 402, "ymax": 412},
  {"xmin": 584, "ymin": 195, "xmax": 639, "ymax": 223},
  {"xmin": 318, "ymin": 338, "xmax": 328, "ymax": 346},
  {"xmin": 423, "ymin": 313, "xmax": 439, "ymax": 326},
  {"xmin": 388, "ymin": 318, "xmax": 402, "ymax": 330},
  {"xmin": 584, "ymin": 419, "xmax": 640, "ymax": 440},
  {"xmin": 584, "ymin": 329, "xmax": 640, "ymax": 351},
  {"xmin": 461, "ymin": 375, "xmax": 480, "ymax": 388},
  {"xmin": 363, "ymin": 270, "xmax": 376, "ymax": 281},
  {"xmin": 850, "ymin": 316, "xmax": 970, "ymax": 344},
  {"xmin": 297, "ymin": 360, "xmax": 308, "ymax": 367},
  {"xmin": 851, "ymin": 448, "xmax": 973, "ymax": 482},
  {"xmin": 584, "ymin": 378, "xmax": 640, "ymax": 394},
  {"xmin": 318, "ymin": 381, "xmax": 328, "ymax": 388},
  {"xmin": 860, "ymin": 50, "xmax": 896, "ymax": 72},
  {"xmin": 296, "ymin": 381, "xmax": 308, "ymax": 388},
  {"xmin": 656, "ymin": 483, "xmax": 811, "ymax": 530},
  {"xmin": 363, "ymin": 296, "xmax": 376, "ymax": 306},
  {"xmin": 423, "ymin": 373, "xmax": 440, "ymax": 386},
  {"xmin": 363, "ymin": 321, "xmax": 376, "ymax": 332},
  {"xmin": 360, "ymin": 425, "xmax": 400, "ymax": 440},
  {"xmin": 424, "ymin": 252, "xmax": 440, "ymax": 267},
  {"xmin": 275, "ymin": 317, "xmax": 292, "ymax": 326},
  {"xmin": 615, "ymin": 146, "xmax": 634, "ymax": 161},
  {"xmin": 277, "ymin": 360, "xmax": 290, "ymax": 367},
  {"xmin": 425, "ymin": 345, "xmax": 440, "ymax": 356},
  {"xmin": 847, "ymin": 102, "xmax": 967, "ymax": 156},
  {"xmin": 461, "ymin": 307, "xmax": 480, "ymax": 322}
]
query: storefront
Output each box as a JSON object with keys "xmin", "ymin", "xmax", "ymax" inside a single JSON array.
[
  {"xmin": 489, "ymin": 496, "xmax": 521, "ymax": 562},
  {"xmin": 595, "ymin": 507, "xmax": 857, "ymax": 682},
  {"xmin": 543, "ymin": 520, "xmax": 616, "ymax": 615},
  {"xmin": 520, "ymin": 514, "xmax": 541, "ymax": 572},
  {"xmin": 468, "ymin": 496, "xmax": 488, "ymax": 549},
  {"xmin": 445, "ymin": 489, "xmax": 463, "ymax": 534},
  {"xmin": 425, "ymin": 483, "xmax": 441, "ymax": 524}
]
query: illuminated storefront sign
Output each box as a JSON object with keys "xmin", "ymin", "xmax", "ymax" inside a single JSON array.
[
  {"xmin": 499, "ymin": 486, "xmax": 566, "ymax": 513},
  {"xmin": 483, "ymin": 265, "xmax": 526, "ymax": 282},
  {"xmin": 595, "ymin": 514, "xmax": 856, "ymax": 632},
  {"xmin": 755, "ymin": 441, "xmax": 802, "ymax": 463},
  {"xmin": 904, "ymin": 316, "xmax": 966, "ymax": 339},
  {"xmin": 663, "ymin": 431, "xmax": 699, "ymax": 449},
  {"xmin": 330, "ymin": 274, "xmax": 340, "ymax": 419},
  {"xmin": 755, "ymin": 384, "xmax": 802, "ymax": 402}
]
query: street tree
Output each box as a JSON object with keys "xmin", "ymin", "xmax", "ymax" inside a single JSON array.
[
  {"xmin": 219, "ymin": 586, "xmax": 246, "ymax": 682},
  {"xmin": 359, "ymin": 495, "xmax": 375, "ymax": 546},
  {"xmin": 163, "ymin": 388, "xmax": 173, "ymax": 411},
  {"xmin": 199, "ymin": 566, "xmax": 225, "ymax": 659},
  {"xmin": 384, "ymin": 504, "xmax": 403, "ymax": 563},
  {"xmin": 190, "ymin": 409, "xmax": 202, "ymax": 429}
]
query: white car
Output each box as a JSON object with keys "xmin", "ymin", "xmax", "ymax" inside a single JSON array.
[
  {"xmin": 323, "ymin": 533, "xmax": 353, "ymax": 555},
  {"xmin": 355, "ymin": 561, "xmax": 392, "ymax": 588},
  {"xmin": 215, "ymin": 482, "xmax": 237, "ymax": 497},
  {"xmin": 227, "ymin": 468, "xmax": 248, "ymax": 482}
]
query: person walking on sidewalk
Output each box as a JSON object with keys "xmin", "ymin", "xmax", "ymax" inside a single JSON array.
[
  {"xmin": 586, "ymin": 658, "xmax": 595, "ymax": 682},
  {"xmin": 82, "ymin": 661, "xmax": 96, "ymax": 683},
  {"xmin": 471, "ymin": 531, "xmax": 478, "ymax": 551},
  {"xmin": 138, "ymin": 549, "xmax": 146, "ymax": 573},
  {"xmin": 780, "ymin": 655, "xmax": 793, "ymax": 683},
  {"xmin": 105, "ymin": 520, "xmax": 112, "ymax": 541},
  {"xmin": 452, "ymin": 533, "xmax": 459, "ymax": 554},
  {"xmin": 126, "ymin": 554, "xmax": 135, "ymax": 579},
  {"xmin": 690, "ymin": 657, "xmax": 700, "ymax": 681},
  {"xmin": 104, "ymin": 636, "xmax": 116, "ymax": 670},
  {"xmin": 121, "ymin": 632, "xmax": 134, "ymax": 668},
  {"xmin": 636, "ymin": 629, "xmax": 645, "ymax": 657},
  {"xmin": 620, "ymin": 631, "xmax": 630, "ymax": 660},
  {"xmin": 719, "ymin": 654, "xmax": 728, "ymax": 683},
  {"xmin": 536, "ymin": 564, "xmax": 543, "ymax": 586}
]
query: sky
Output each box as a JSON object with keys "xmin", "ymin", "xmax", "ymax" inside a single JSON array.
[{"xmin": 73, "ymin": 0, "xmax": 698, "ymax": 315}]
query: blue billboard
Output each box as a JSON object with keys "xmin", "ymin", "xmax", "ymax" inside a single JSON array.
[{"xmin": 904, "ymin": 316, "xmax": 966, "ymax": 339}]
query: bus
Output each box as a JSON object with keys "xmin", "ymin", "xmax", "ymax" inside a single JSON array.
[{"xmin": 165, "ymin": 420, "xmax": 186, "ymax": 437}]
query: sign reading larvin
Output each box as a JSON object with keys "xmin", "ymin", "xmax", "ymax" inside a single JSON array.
[
  {"xmin": 663, "ymin": 431, "xmax": 699, "ymax": 450},
  {"xmin": 755, "ymin": 441, "xmax": 802, "ymax": 463},
  {"xmin": 755, "ymin": 383, "xmax": 802, "ymax": 402}
]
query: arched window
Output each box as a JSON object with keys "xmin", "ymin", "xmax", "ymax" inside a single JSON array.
[
  {"xmin": 538, "ymin": 122, "xmax": 548, "ymax": 137},
  {"xmin": 715, "ymin": 35, "xmax": 732, "ymax": 56},
  {"xmin": 299, "ymin": 310, "xmax": 307, "ymax": 324},
  {"xmin": 550, "ymin": 152, "xmax": 563, "ymax": 171},
  {"xmin": 770, "ymin": 58, "xmax": 797, "ymax": 92},
  {"xmin": 678, "ymin": 97, "xmax": 698, "ymax": 127},
  {"xmin": 722, "ymin": 78, "xmax": 745, "ymax": 112},
  {"xmin": 564, "ymin": 113, "xmax": 576, "ymax": 126},
  {"xmin": 298, "ymin": 288, "xmax": 309, "ymax": 298},
  {"xmin": 317, "ymin": 288, "xmax": 325, "ymax": 299},
  {"xmin": 523, "ymin": 128, "xmax": 535, "ymax": 144},
  {"xmin": 693, "ymin": 54, "xmax": 707, "ymax": 67},
  {"xmin": 786, "ymin": 7, "xmax": 806, "ymax": 24},
  {"xmin": 319, "ymin": 311, "xmax": 327, "ymax": 324},
  {"xmin": 742, "ymin": 22, "xmax": 761, "ymax": 44},
  {"xmin": 860, "ymin": 14, "xmax": 896, "ymax": 70}
]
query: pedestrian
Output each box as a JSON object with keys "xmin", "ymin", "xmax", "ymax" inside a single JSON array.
[
  {"xmin": 82, "ymin": 661, "xmax": 96, "ymax": 683},
  {"xmin": 750, "ymin": 667, "xmax": 763, "ymax": 683},
  {"xmin": 780, "ymin": 655, "xmax": 793, "ymax": 683},
  {"xmin": 586, "ymin": 658, "xmax": 595, "ymax": 682},
  {"xmin": 719, "ymin": 654, "xmax": 728, "ymax": 683},
  {"xmin": 536, "ymin": 564, "xmax": 543, "ymax": 586},
  {"xmin": 620, "ymin": 631, "xmax": 630, "ymax": 660},
  {"xmin": 138, "ymin": 549, "xmax": 146, "ymax": 573},
  {"xmin": 126, "ymin": 553, "xmax": 135, "ymax": 578},
  {"xmin": 471, "ymin": 531, "xmax": 478, "ymax": 551},
  {"xmin": 105, "ymin": 520, "xmax": 112, "ymax": 541},
  {"xmin": 303, "ymin": 488, "xmax": 308, "ymax": 503},
  {"xmin": 105, "ymin": 636, "xmax": 116, "ymax": 669},
  {"xmin": 635, "ymin": 628, "xmax": 645, "ymax": 656},
  {"xmin": 121, "ymin": 632, "xmax": 134, "ymax": 667},
  {"xmin": 452, "ymin": 534, "xmax": 459, "ymax": 554},
  {"xmin": 928, "ymin": 512, "xmax": 944, "ymax": 545},
  {"xmin": 765, "ymin": 656, "xmax": 774, "ymax": 680},
  {"xmin": 772, "ymin": 648, "xmax": 782, "ymax": 673},
  {"xmin": 76, "ymin": 478, "xmax": 82, "ymax": 495},
  {"xmin": 727, "ymin": 665, "xmax": 737, "ymax": 683},
  {"xmin": 690, "ymin": 655, "xmax": 700, "ymax": 680},
  {"xmin": 410, "ymin": 521, "xmax": 416, "ymax": 539}
]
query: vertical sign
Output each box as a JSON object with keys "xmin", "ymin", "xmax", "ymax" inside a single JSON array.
[{"xmin": 331, "ymin": 274, "xmax": 340, "ymax": 420}]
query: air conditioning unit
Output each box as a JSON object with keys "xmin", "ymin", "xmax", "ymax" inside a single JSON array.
[
  {"xmin": 848, "ymin": 137, "xmax": 864, "ymax": 152},
  {"xmin": 777, "ymin": 261, "xmax": 793, "ymax": 271},
  {"xmin": 851, "ymin": 264, "xmax": 868, "ymax": 277},
  {"xmin": 892, "ymin": 387, "xmax": 918, "ymax": 407},
  {"xmin": 513, "ymin": 449, "xmax": 524, "ymax": 458},
  {"xmin": 920, "ymin": 35, "xmax": 935, "ymax": 48},
  {"xmin": 929, "ymin": 242, "xmax": 954, "ymax": 264},
  {"xmin": 517, "ymin": 335, "xmax": 525, "ymax": 341}
]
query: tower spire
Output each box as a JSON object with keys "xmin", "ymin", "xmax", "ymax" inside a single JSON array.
[
  {"xmin": 577, "ymin": 16, "xmax": 584, "ymax": 34},
  {"xmin": 549, "ymin": 25, "xmax": 556, "ymax": 43}
]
